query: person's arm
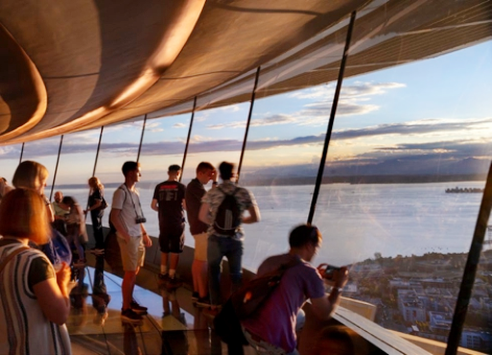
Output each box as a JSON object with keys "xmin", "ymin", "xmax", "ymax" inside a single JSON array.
[
  {"xmin": 199, "ymin": 202, "xmax": 212, "ymax": 225},
  {"xmin": 140, "ymin": 224, "xmax": 152, "ymax": 247},
  {"xmin": 45, "ymin": 199, "xmax": 55, "ymax": 223},
  {"xmin": 182, "ymin": 198, "xmax": 186, "ymax": 211},
  {"xmin": 87, "ymin": 199, "xmax": 102, "ymax": 212},
  {"xmin": 111, "ymin": 208, "xmax": 131, "ymax": 241},
  {"xmin": 242, "ymin": 204, "xmax": 260, "ymax": 224},
  {"xmin": 151, "ymin": 198, "xmax": 159, "ymax": 212},
  {"xmin": 310, "ymin": 267, "xmax": 349, "ymax": 321},
  {"xmin": 33, "ymin": 262, "xmax": 71, "ymax": 325}
]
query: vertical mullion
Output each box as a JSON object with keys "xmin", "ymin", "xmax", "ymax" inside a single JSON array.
[
  {"xmin": 136, "ymin": 115, "xmax": 147, "ymax": 163},
  {"xmin": 445, "ymin": 162, "xmax": 492, "ymax": 354},
  {"xmin": 92, "ymin": 126, "xmax": 104, "ymax": 177},
  {"xmin": 180, "ymin": 97, "xmax": 197, "ymax": 182},
  {"xmin": 19, "ymin": 142, "xmax": 25, "ymax": 163},
  {"xmin": 49, "ymin": 135, "xmax": 64, "ymax": 201},
  {"xmin": 307, "ymin": 11, "xmax": 356, "ymax": 224},
  {"xmin": 236, "ymin": 66, "xmax": 261, "ymax": 184}
]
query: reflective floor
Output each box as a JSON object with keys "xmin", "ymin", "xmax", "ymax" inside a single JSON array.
[{"xmin": 67, "ymin": 254, "xmax": 255, "ymax": 355}]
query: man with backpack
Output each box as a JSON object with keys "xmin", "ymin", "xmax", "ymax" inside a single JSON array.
[
  {"xmin": 199, "ymin": 161, "xmax": 260, "ymax": 314},
  {"xmin": 241, "ymin": 224, "xmax": 349, "ymax": 354}
]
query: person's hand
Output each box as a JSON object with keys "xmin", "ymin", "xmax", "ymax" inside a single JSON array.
[
  {"xmin": 332, "ymin": 267, "xmax": 349, "ymax": 289},
  {"xmin": 55, "ymin": 262, "xmax": 71, "ymax": 288},
  {"xmin": 143, "ymin": 233, "xmax": 152, "ymax": 247}
]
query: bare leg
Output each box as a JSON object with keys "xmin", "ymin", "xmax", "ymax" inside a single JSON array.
[
  {"xmin": 161, "ymin": 252, "xmax": 169, "ymax": 274},
  {"xmin": 122, "ymin": 270, "xmax": 136, "ymax": 310},
  {"xmin": 169, "ymin": 253, "xmax": 180, "ymax": 277}
]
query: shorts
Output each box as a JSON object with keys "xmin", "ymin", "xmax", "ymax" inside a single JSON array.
[
  {"xmin": 192, "ymin": 232, "xmax": 208, "ymax": 261},
  {"xmin": 159, "ymin": 224, "xmax": 185, "ymax": 253},
  {"xmin": 116, "ymin": 232, "xmax": 145, "ymax": 272}
]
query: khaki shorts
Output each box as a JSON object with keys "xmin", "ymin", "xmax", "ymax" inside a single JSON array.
[
  {"xmin": 116, "ymin": 232, "xmax": 145, "ymax": 272},
  {"xmin": 193, "ymin": 232, "xmax": 208, "ymax": 262}
]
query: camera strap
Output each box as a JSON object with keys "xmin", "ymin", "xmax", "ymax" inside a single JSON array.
[{"xmin": 121, "ymin": 184, "xmax": 145, "ymax": 218}]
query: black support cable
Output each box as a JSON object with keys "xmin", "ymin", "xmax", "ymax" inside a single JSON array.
[
  {"xmin": 136, "ymin": 115, "xmax": 147, "ymax": 163},
  {"xmin": 236, "ymin": 66, "xmax": 261, "ymax": 184},
  {"xmin": 180, "ymin": 97, "xmax": 197, "ymax": 182},
  {"xmin": 49, "ymin": 135, "xmax": 64, "ymax": 201},
  {"xmin": 307, "ymin": 11, "xmax": 356, "ymax": 224},
  {"xmin": 86, "ymin": 126, "xmax": 104, "ymax": 212},
  {"xmin": 19, "ymin": 142, "xmax": 25, "ymax": 163},
  {"xmin": 92, "ymin": 126, "xmax": 104, "ymax": 178},
  {"xmin": 445, "ymin": 161, "xmax": 492, "ymax": 355}
]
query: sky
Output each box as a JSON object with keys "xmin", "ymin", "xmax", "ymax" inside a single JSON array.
[{"xmin": 1, "ymin": 40, "xmax": 491, "ymax": 185}]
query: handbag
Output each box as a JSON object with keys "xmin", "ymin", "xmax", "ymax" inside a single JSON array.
[{"xmin": 100, "ymin": 196, "xmax": 108, "ymax": 210}]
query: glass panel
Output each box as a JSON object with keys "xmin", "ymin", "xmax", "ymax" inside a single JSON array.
[
  {"xmin": 20, "ymin": 136, "xmax": 62, "ymax": 196},
  {"xmin": 178, "ymin": 103, "xmax": 250, "ymax": 248},
  {"xmin": 0, "ymin": 143, "xmax": 22, "ymax": 187},
  {"xmin": 52, "ymin": 129, "xmax": 101, "ymax": 210},
  {"xmin": 137, "ymin": 114, "xmax": 190, "ymax": 238},
  {"xmin": 95, "ymin": 118, "xmax": 145, "ymax": 227},
  {"xmin": 312, "ymin": 40, "xmax": 492, "ymax": 352},
  {"xmin": 240, "ymin": 66, "xmax": 334, "ymax": 270}
]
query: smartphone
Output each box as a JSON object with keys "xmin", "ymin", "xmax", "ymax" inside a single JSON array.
[{"xmin": 323, "ymin": 265, "xmax": 341, "ymax": 280}]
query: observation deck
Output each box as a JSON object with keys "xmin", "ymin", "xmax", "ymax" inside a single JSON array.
[{"xmin": 66, "ymin": 230, "xmax": 485, "ymax": 355}]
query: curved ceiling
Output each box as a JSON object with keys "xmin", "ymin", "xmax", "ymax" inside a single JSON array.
[{"xmin": 1, "ymin": 0, "xmax": 491, "ymax": 144}]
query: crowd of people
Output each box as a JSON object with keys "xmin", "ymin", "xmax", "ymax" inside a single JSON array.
[{"xmin": 0, "ymin": 159, "xmax": 350, "ymax": 355}]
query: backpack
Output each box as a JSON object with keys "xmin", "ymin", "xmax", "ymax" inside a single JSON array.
[
  {"xmin": 213, "ymin": 187, "xmax": 241, "ymax": 236},
  {"xmin": 214, "ymin": 258, "xmax": 301, "ymax": 344}
]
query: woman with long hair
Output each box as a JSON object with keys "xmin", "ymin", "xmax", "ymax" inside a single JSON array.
[
  {"xmin": 12, "ymin": 160, "xmax": 54, "ymax": 222},
  {"xmin": 0, "ymin": 189, "xmax": 72, "ymax": 354},
  {"xmin": 86, "ymin": 176, "xmax": 106, "ymax": 254},
  {"xmin": 11, "ymin": 160, "xmax": 73, "ymax": 266}
]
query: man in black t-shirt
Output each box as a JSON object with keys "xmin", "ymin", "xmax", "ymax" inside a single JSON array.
[
  {"xmin": 151, "ymin": 164, "xmax": 186, "ymax": 288},
  {"xmin": 185, "ymin": 162, "xmax": 217, "ymax": 303}
]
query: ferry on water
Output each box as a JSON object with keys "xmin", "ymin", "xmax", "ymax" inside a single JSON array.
[{"xmin": 1, "ymin": 0, "xmax": 492, "ymax": 354}]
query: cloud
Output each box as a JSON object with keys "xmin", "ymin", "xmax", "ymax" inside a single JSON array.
[
  {"xmin": 206, "ymin": 81, "xmax": 404, "ymax": 130},
  {"xmin": 173, "ymin": 123, "xmax": 186, "ymax": 128}
]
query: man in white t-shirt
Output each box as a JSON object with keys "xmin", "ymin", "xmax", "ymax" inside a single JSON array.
[{"xmin": 111, "ymin": 161, "xmax": 152, "ymax": 323}]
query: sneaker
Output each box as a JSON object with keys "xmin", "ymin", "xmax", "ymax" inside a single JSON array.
[
  {"xmin": 194, "ymin": 297, "xmax": 211, "ymax": 308},
  {"xmin": 166, "ymin": 277, "xmax": 183, "ymax": 290},
  {"xmin": 130, "ymin": 300, "xmax": 148, "ymax": 314},
  {"xmin": 191, "ymin": 292, "xmax": 199, "ymax": 301},
  {"xmin": 157, "ymin": 273, "xmax": 169, "ymax": 288},
  {"xmin": 121, "ymin": 308, "xmax": 143, "ymax": 323}
]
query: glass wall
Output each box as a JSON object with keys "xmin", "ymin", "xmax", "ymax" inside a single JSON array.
[
  {"xmin": 179, "ymin": 102, "xmax": 251, "ymax": 247},
  {"xmin": 311, "ymin": 40, "xmax": 492, "ymax": 351},
  {"xmin": 20, "ymin": 136, "xmax": 61, "ymax": 198},
  {"xmin": 95, "ymin": 119, "xmax": 145, "ymax": 226},
  {"xmin": 0, "ymin": 143, "xmax": 22, "ymax": 186},
  {"xmin": 52, "ymin": 129, "xmax": 101, "ymax": 209},
  {"xmin": 138, "ymin": 113, "xmax": 190, "ymax": 238}
]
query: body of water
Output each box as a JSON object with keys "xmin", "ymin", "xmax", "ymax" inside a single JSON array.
[{"xmin": 60, "ymin": 181, "xmax": 486, "ymax": 271}]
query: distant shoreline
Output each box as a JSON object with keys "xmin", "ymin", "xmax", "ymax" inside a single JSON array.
[{"xmin": 51, "ymin": 173, "xmax": 485, "ymax": 190}]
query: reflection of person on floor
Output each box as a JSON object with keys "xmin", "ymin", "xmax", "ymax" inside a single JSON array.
[
  {"xmin": 69, "ymin": 265, "xmax": 88, "ymax": 328},
  {"xmin": 161, "ymin": 288, "xmax": 184, "ymax": 323},
  {"xmin": 92, "ymin": 254, "xmax": 111, "ymax": 325},
  {"xmin": 123, "ymin": 324, "xmax": 143, "ymax": 355}
]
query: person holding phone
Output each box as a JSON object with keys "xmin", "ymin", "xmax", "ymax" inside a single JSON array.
[{"xmin": 241, "ymin": 224, "xmax": 349, "ymax": 355}]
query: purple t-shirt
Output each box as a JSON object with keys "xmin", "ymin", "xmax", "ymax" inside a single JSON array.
[{"xmin": 242, "ymin": 254, "xmax": 326, "ymax": 352}]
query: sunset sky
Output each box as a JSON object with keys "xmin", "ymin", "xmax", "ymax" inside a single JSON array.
[{"xmin": 1, "ymin": 40, "xmax": 491, "ymax": 186}]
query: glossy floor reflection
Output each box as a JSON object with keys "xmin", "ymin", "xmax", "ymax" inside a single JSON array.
[{"xmin": 67, "ymin": 254, "xmax": 255, "ymax": 354}]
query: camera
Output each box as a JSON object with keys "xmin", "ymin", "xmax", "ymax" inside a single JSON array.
[{"xmin": 135, "ymin": 217, "xmax": 147, "ymax": 224}]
